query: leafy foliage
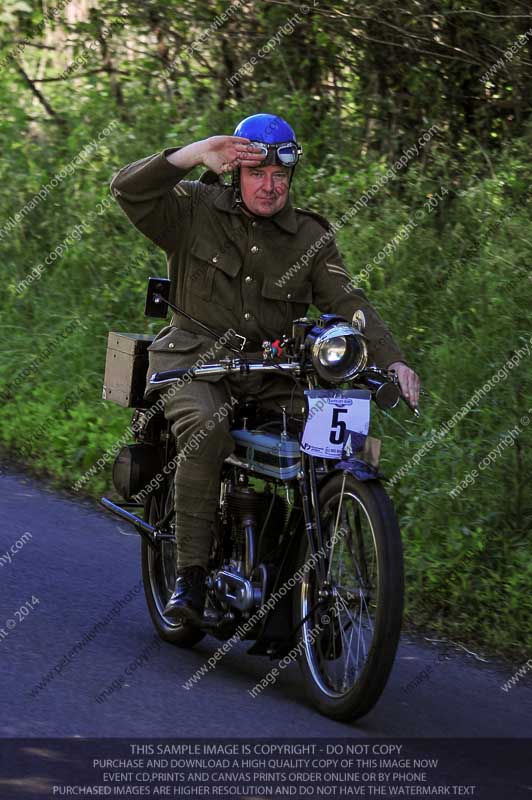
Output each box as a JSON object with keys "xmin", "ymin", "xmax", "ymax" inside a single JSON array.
[{"xmin": 0, "ymin": 0, "xmax": 531, "ymax": 657}]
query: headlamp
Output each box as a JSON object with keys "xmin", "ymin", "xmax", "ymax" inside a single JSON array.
[{"xmin": 309, "ymin": 323, "xmax": 367, "ymax": 383}]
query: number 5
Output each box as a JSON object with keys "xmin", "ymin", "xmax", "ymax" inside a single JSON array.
[{"xmin": 329, "ymin": 407, "xmax": 348, "ymax": 444}]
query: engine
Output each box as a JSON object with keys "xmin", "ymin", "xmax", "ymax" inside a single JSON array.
[{"xmin": 224, "ymin": 480, "xmax": 288, "ymax": 565}]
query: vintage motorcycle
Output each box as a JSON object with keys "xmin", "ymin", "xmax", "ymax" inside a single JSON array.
[{"xmin": 100, "ymin": 277, "xmax": 416, "ymax": 721}]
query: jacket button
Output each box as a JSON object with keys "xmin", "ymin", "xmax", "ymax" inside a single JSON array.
[
  {"xmin": 212, "ymin": 255, "xmax": 218, "ymax": 263},
  {"xmin": 287, "ymin": 293, "xmax": 292, "ymax": 299},
  {"xmin": 250, "ymin": 245, "xmax": 259, "ymax": 254},
  {"xmin": 168, "ymin": 343, "xmax": 175, "ymax": 348},
  {"xmin": 244, "ymin": 275, "xmax": 253, "ymax": 283},
  {"xmin": 244, "ymin": 312, "xmax": 251, "ymax": 320}
]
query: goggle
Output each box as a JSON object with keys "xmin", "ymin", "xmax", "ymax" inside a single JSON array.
[{"xmin": 249, "ymin": 140, "xmax": 302, "ymax": 166}]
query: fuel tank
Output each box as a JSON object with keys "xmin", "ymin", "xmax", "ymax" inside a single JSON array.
[{"xmin": 229, "ymin": 428, "xmax": 301, "ymax": 480}]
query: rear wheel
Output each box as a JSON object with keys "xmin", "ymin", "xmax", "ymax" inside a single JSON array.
[
  {"xmin": 141, "ymin": 481, "xmax": 205, "ymax": 647},
  {"xmin": 293, "ymin": 472, "xmax": 403, "ymax": 721}
]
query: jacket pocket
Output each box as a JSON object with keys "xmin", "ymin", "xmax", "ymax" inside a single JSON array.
[
  {"xmin": 146, "ymin": 327, "xmax": 203, "ymax": 388},
  {"xmin": 189, "ymin": 237, "xmax": 242, "ymax": 308},
  {"xmin": 147, "ymin": 326, "xmax": 202, "ymax": 353},
  {"xmin": 259, "ymin": 276, "xmax": 313, "ymax": 334},
  {"xmin": 261, "ymin": 275, "xmax": 313, "ymax": 304},
  {"xmin": 187, "ymin": 241, "xmax": 215, "ymax": 301}
]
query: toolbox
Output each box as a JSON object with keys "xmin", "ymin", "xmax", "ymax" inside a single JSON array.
[{"xmin": 102, "ymin": 332, "xmax": 154, "ymax": 407}]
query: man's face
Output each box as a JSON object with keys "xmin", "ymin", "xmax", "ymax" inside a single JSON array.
[{"xmin": 239, "ymin": 164, "xmax": 290, "ymax": 216}]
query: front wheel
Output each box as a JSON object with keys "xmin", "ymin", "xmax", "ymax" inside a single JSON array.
[
  {"xmin": 293, "ymin": 472, "xmax": 404, "ymax": 721},
  {"xmin": 141, "ymin": 482, "xmax": 205, "ymax": 648}
]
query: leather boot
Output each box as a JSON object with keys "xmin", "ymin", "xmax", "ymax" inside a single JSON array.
[{"xmin": 163, "ymin": 565, "xmax": 207, "ymax": 626}]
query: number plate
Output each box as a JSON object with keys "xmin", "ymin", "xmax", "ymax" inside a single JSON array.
[{"xmin": 300, "ymin": 389, "xmax": 371, "ymax": 459}]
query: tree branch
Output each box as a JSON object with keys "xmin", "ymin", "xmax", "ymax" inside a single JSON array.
[
  {"xmin": 32, "ymin": 67, "xmax": 130, "ymax": 82},
  {"xmin": 2, "ymin": 40, "xmax": 57, "ymax": 50},
  {"xmin": 12, "ymin": 59, "xmax": 67, "ymax": 129}
]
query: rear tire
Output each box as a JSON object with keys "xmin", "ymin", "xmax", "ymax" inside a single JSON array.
[
  {"xmin": 293, "ymin": 472, "xmax": 403, "ymax": 721},
  {"xmin": 141, "ymin": 486, "xmax": 205, "ymax": 648}
]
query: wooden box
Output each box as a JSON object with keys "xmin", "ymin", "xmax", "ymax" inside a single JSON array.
[{"xmin": 102, "ymin": 332, "xmax": 154, "ymax": 407}]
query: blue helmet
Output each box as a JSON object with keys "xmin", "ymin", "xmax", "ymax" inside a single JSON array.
[
  {"xmin": 234, "ymin": 113, "xmax": 297, "ymax": 145},
  {"xmin": 233, "ymin": 113, "xmax": 302, "ymax": 168}
]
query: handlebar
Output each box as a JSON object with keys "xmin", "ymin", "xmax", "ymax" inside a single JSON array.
[
  {"xmin": 148, "ymin": 358, "xmax": 300, "ymax": 389},
  {"xmin": 147, "ymin": 357, "xmax": 419, "ymax": 415}
]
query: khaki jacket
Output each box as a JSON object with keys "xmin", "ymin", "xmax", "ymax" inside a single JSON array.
[{"xmin": 110, "ymin": 148, "xmax": 407, "ymax": 384}]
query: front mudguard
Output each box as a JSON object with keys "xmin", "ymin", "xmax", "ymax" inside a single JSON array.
[{"xmin": 319, "ymin": 457, "xmax": 384, "ymax": 488}]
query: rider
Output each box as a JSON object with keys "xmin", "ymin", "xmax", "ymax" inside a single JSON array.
[{"xmin": 110, "ymin": 113, "xmax": 420, "ymax": 625}]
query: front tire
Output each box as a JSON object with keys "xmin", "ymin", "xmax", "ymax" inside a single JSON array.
[
  {"xmin": 141, "ymin": 484, "xmax": 205, "ymax": 648},
  {"xmin": 293, "ymin": 472, "xmax": 404, "ymax": 721}
]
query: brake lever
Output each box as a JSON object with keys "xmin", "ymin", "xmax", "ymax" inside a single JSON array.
[{"xmin": 401, "ymin": 396, "xmax": 421, "ymax": 417}]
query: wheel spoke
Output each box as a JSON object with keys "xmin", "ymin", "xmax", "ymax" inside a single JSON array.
[
  {"xmin": 327, "ymin": 472, "xmax": 347, "ymax": 582},
  {"xmin": 334, "ymin": 589, "xmax": 365, "ymax": 686},
  {"xmin": 338, "ymin": 602, "xmax": 356, "ymax": 691}
]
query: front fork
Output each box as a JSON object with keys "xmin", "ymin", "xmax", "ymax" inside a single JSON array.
[
  {"xmin": 299, "ymin": 454, "xmax": 355, "ymax": 590},
  {"xmin": 297, "ymin": 451, "xmax": 329, "ymax": 586}
]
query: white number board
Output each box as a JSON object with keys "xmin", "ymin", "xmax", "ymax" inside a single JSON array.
[{"xmin": 300, "ymin": 389, "xmax": 371, "ymax": 459}]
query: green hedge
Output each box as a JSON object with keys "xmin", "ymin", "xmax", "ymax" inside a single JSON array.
[{"xmin": 1, "ymin": 107, "xmax": 530, "ymax": 659}]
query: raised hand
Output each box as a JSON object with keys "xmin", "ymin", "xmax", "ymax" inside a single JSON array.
[{"xmin": 201, "ymin": 136, "xmax": 266, "ymax": 174}]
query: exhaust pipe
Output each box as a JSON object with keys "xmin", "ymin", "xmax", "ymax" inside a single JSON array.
[{"xmin": 100, "ymin": 496, "xmax": 159, "ymax": 549}]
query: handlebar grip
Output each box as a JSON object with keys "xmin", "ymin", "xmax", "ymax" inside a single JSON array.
[
  {"xmin": 150, "ymin": 368, "xmax": 193, "ymax": 384},
  {"xmin": 362, "ymin": 375, "xmax": 401, "ymax": 410}
]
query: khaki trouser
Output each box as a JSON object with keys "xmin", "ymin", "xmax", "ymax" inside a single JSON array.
[{"xmin": 161, "ymin": 371, "xmax": 305, "ymax": 570}]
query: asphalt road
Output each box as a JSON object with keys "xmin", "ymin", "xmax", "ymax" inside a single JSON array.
[{"xmin": 0, "ymin": 463, "xmax": 530, "ymax": 796}]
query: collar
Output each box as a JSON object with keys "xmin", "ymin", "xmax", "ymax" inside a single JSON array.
[{"xmin": 213, "ymin": 187, "xmax": 298, "ymax": 234}]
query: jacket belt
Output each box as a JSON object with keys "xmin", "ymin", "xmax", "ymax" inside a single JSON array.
[{"xmin": 170, "ymin": 314, "xmax": 263, "ymax": 353}]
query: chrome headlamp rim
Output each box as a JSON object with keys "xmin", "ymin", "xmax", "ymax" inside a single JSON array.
[{"xmin": 310, "ymin": 323, "xmax": 368, "ymax": 382}]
